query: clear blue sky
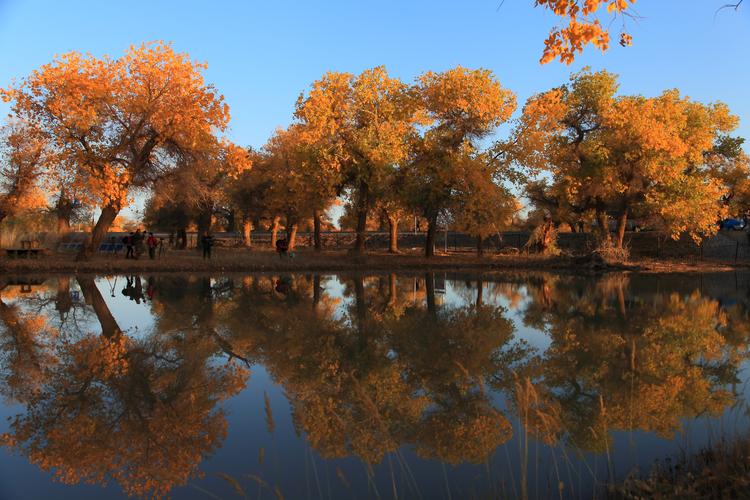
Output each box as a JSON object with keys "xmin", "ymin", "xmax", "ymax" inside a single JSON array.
[{"xmin": 1, "ymin": 0, "xmax": 748, "ymax": 149}]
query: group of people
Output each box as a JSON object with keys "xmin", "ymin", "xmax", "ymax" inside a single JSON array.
[
  {"xmin": 120, "ymin": 230, "xmax": 217, "ymax": 260},
  {"xmin": 122, "ymin": 230, "xmax": 162, "ymax": 260}
]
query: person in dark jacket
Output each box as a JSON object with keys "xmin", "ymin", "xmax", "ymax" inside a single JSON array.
[
  {"xmin": 201, "ymin": 232, "xmax": 214, "ymax": 260},
  {"xmin": 275, "ymin": 238, "xmax": 289, "ymax": 259},
  {"xmin": 124, "ymin": 232, "xmax": 135, "ymax": 259}
]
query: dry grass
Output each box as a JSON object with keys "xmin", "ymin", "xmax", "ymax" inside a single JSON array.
[
  {"xmin": 610, "ymin": 433, "xmax": 750, "ymax": 499},
  {"xmin": 0, "ymin": 247, "xmax": 576, "ymax": 274},
  {"xmin": 0, "ymin": 246, "xmax": 745, "ymax": 274}
]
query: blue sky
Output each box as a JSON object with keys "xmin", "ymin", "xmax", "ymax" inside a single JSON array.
[{"xmin": 1, "ymin": 0, "xmax": 748, "ymax": 149}]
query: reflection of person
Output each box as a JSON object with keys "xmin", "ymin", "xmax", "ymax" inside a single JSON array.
[
  {"xmin": 122, "ymin": 276, "xmax": 135, "ymax": 300},
  {"xmin": 275, "ymin": 275, "xmax": 291, "ymax": 295},
  {"xmin": 201, "ymin": 232, "xmax": 214, "ymax": 260},
  {"xmin": 133, "ymin": 276, "xmax": 143, "ymax": 304},
  {"xmin": 146, "ymin": 277, "xmax": 156, "ymax": 300},
  {"xmin": 122, "ymin": 276, "xmax": 145, "ymax": 304}
]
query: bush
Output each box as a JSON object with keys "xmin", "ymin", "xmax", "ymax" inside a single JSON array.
[
  {"xmin": 592, "ymin": 239, "xmax": 630, "ymax": 263},
  {"xmin": 525, "ymin": 221, "xmax": 560, "ymax": 256}
]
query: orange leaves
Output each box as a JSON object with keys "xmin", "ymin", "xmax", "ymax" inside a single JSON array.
[
  {"xmin": 4, "ymin": 41, "xmax": 230, "ymax": 221},
  {"xmin": 419, "ymin": 66, "xmax": 516, "ymax": 137},
  {"xmin": 513, "ymin": 68, "xmax": 739, "ymax": 246},
  {"xmin": 535, "ymin": 0, "xmax": 636, "ymax": 64},
  {"xmin": 222, "ymin": 141, "xmax": 253, "ymax": 180}
]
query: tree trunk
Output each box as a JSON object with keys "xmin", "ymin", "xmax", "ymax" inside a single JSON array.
[
  {"xmin": 354, "ymin": 275, "xmax": 367, "ymax": 350},
  {"xmin": 353, "ymin": 182, "xmax": 369, "ymax": 254},
  {"xmin": 425, "ymin": 214, "xmax": 438, "ymax": 258},
  {"xmin": 596, "ymin": 211, "xmax": 610, "ymax": 245},
  {"xmin": 313, "ymin": 210, "xmax": 322, "ymax": 251},
  {"xmin": 83, "ymin": 202, "xmax": 119, "ymax": 258},
  {"xmin": 225, "ymin": 208, "xmax": 236, "ymax": 232},
  {"xmin": 388, "ymin": 214, "xmax": 399, "ymax": 253},
  {"xmin": 56, "ymin": 196, "xmax": 73, "ymax": 234},
  {"xmin": 313, "ymin": 274, "xmax": 321, "ymax": 311},
  {"xmin": 476, "ymin": 279, "xmax": 484, "ymax": 307},
  {"xmin": 476, "ymin": 235, "xmax": 484, "ymax": 256},
  {"xmin": 242, "ymin": 218, "xmax": 252, "ymax": 248},
  {"xmin": 425, "ymin": 273, "xmax": 436, "ymax": 314},
  {"xmin": 270, "ymin": 215, "xmax": 280, "ymax": 248},
  {"xmin": 287, "ymin": 223, "xmax": 298, "ymax": 250},
  {"xmin": 197, "ymin": 204, "xmax": 212, "ymax": 238},
  {"xmin": 177, "ymin": 227, "xmax": 188, "ymax": 249},
  {"xmin": 615, "ymin": 210, "xmax": 628, "ymax": 249},
  {"xmin": 77, "ymin": 276, "xmax": 122, "ymax": 338},
  {"xmin": 55, "ymin": 277, "xmax": 72, "ymax": 320}
]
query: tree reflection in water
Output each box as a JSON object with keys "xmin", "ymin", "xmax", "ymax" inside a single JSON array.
[{"xmin": 0, "ymin": 272, "xmax": 747, "ymax": 498}]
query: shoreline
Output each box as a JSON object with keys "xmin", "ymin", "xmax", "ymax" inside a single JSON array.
[{"xmin": 1, "ymin": 248, "xmax": 748, "ymax": 275}]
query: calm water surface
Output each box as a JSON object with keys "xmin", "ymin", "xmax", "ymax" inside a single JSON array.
[{"xmin": 0, "ymin": 271, "xmax": 748, "ymax": 499}]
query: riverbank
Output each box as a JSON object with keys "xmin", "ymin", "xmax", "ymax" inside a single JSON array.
[{"xmin": 1, "ymin": 247, "xmax": 748, "ymax": 274}]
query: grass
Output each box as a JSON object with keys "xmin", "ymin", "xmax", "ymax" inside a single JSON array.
[
  {"xmin": 609, "ymin": 433, "xmax": 750, "ymax": 499},
  {"xmin": 0, "ymin": 247, "xmax": 577, "ymax": 273},
  {"xmin": 0, "ymin": 245, "xmax": 746, "ymax": 274}
]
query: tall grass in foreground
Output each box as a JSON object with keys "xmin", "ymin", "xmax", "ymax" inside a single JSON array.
[{"xmin": 609, "ymin": 433, "xmax": 750, "ymax": 499}]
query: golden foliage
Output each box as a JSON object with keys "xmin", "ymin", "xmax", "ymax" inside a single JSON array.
[{"xmin": 535, "ymin": 0, "xmax": 637, "ymax": 64}]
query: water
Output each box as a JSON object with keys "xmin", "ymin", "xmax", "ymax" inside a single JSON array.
[{"xmin": 0, "ymin": 271, "xmax": 748, "ymax": 499}]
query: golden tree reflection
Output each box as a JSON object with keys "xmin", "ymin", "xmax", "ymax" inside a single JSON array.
[
  {"xmin": 517, "ymin": 274, "xmax": 750, "ymax": 452},
  {"xmin": 0, "ymin": 272, "xmax": 748, "ymax": 498},
  {"xmin": 0, "ymin": 277, "xmax": 249, "ymax": 498}
]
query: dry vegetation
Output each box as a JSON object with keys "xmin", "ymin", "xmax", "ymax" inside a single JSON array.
[{"xmin": 2, "ymin": 246, "xmax": 746, "ymax": 275}]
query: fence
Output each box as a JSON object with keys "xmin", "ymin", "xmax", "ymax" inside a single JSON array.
[{"xmin": 6, "ymin": 228, "xmax": 750, "ymax": 263}]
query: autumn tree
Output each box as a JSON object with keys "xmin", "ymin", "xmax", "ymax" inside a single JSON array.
[
  {"xmin": 511, "ymin": 68, "xmax": 737, "ymax": 249},
  {"xmin": 295, "ymin": 67, "xmax": 418, "ymax": 254},
  {"xmin": 0, "ymin": 121, "xmax": 49, "ymax": 226},
  {"xmin": 226, "ymin": 147, "xmax": 270, "ymax": 247},
  {"xmin": 706, "ymin": 135, "xmax": 750, "ymax": 220},
  {"xmin": 604, "ymin": 90, "xmax": 734, "ymax": 245},
  {"xmin": 143, "ymin": 195, "xmax": 192, "ymax": 247},
  {"xmin": 449, "ymin": 153, "xmax": 518, "ymax": 256},
  {"xmin": 147, "ymin": 139, "xmax": 250, "ymax": 237},
  {"xmin": 403, "ymin": 67, "xmax": 516, "ymax": 257},
  {"xmin": 377, "ymin": 188, "xmax": 410, "ymax": 253},
  {"xmin": 507, "ymin": 68, "xmax": 617, "ymax": 243},
  {"xmin": 2, "ymin": 42, "xmax": 229, "ymax": 255}
]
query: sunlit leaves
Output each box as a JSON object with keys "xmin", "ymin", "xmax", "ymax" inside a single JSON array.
[
  {"xmin": 4, "ymin": 41, "xmax": 230, "ymax": 249},
  {"xmin": 535, "ymin": 0, "xmax": 637, "ymax": 64}
]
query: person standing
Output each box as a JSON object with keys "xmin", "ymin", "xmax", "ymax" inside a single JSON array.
[
  {"xmin": 147, "ymin": 232, "xmax": 158, "ymax": 260},
  {"xmin": 275, "ymin": 238, "xmax": 289, "ymax": 259},
  {"xmin": 124, "ymin": 232, "xmax": 135, "ymax": 259},
  {"xmin": 201, "ymin": 231, "xmax": 214, "ymax": 260}
]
